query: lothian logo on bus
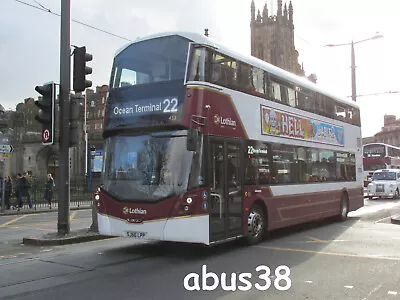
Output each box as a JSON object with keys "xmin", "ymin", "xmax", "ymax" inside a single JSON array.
[
  {"xmin": 122, "ymin": 207, "xmax": 147, "ymax": 215},
  {"xmin": 213, "ymin": 114, "xmax": 237, "ymax": 127}
]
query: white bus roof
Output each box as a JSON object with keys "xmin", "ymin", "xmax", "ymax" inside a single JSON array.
[
  {"xmin": 364, "ymin": 143, "xmax": 400, "ymax": 149},
  {"xmin": 115, "ymin": 31, "xmax": 359, "ymax": 109},
  {"xmin": 373, "ymin": 169, "xmax": 400, "ymax": 173}
]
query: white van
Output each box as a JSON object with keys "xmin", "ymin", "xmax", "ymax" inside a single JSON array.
[{"xmin": 366, "ymin": 169, "xmax": 400, "ymax": 199}]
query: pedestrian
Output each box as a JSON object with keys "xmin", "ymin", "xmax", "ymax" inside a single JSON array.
[
  {"xmin": 4, "ymin": 175, "xmax": 12, "ymax": 210},
  {"xmin": 44, "ymin": 173, "xmax": 55, "ymax": 209},
  {"xmin": 17, "ymin": 172, "xmax": 32, "ymax": 209}
]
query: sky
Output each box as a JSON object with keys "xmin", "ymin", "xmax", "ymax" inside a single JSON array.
[{"xmin": 1, "ymin": 0, "xmax": 400, "ymax": 138}]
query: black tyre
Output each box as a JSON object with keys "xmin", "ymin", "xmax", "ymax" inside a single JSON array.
[
  {"xmin": 338, "ymin": 193, "xmax": 349, "ymax": 222},
  {"xmin": 245, "ymin": 204, "xmax": 266, "ymax": 245}
]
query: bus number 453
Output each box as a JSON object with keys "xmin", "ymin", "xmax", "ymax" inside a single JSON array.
[{"xmin": 163, "ymin": 98, "xmax": 178, "ymax": 113}]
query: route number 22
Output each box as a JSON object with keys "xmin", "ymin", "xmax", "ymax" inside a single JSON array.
[{"xmin": 163, "ymin": 98, "xmax": 178, "ymax": 113}]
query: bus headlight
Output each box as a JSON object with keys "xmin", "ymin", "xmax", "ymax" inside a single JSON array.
[
  {"xmin": 186, "ymin": 197, "xmax": 193, "ymax": 204},
  {"xmin": 95, "ymin": 194, "xmax": 100, "ymax": 200}
]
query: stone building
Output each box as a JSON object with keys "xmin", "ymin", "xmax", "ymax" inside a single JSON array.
[
  {"xmin": 250, "ymin": 0, "xmax": 304, "ymax": 76},
  {"xmin": 362, "ymin": 115, "xmax": 400, "ymax": 146},
  {"xmin": 7, "ymin": 85, "xmax": 108, "ymax": 179}
]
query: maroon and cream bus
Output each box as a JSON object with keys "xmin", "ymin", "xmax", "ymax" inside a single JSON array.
[
  {"xmin": 363, "ymin": 143, "xmax": 400, "ymax": 187},
  {"xmin": 94, "ymin": 31, "xmax": 364, "ymax": 245}
]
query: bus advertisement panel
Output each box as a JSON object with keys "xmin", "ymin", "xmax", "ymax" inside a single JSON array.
[{"xmin": 94, "ymin": 32, "xmax": 364, "ymax": 246}]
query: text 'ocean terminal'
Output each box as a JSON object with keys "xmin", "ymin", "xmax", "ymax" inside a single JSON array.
[{"xmin": 113, "ymin": 98, "xmax": 178, "ymax": 115}]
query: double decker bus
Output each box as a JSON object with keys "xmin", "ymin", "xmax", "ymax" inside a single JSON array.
[
  {"xmin": 363, "ymin": 143, "xmax": 400, "ymax": 186},
  {"xmin": 95, "ymin": 31, "xmax": 364, "ymax": 245}
]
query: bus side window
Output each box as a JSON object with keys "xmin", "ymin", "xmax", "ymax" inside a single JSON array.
[
  {"xmin": 324, "ymin": 96, "xmax": 334, "ymax": 119},
  {"xmin": 335, "ymin": 104, "xmax": 346, "ymax": 120},
  {"xmin": 238, "ymin": 62, "xmax": 255, "ymax": 93},
  {"xmin": 269, "ymin": 81, "xmax": 281, "ymax": 102},
  {"xmin": 280, "ymin": 85, "xmax": 288, "ymax": 105},
  {"xmin": 304, "ymin": 93, "xmax": 316, "ymax": 113},
  {"xmin": 315, "ymin": 94, "xmax": 325, "ymax": 116},
  {"xmin": 353, "ymin": 108, "xmax": 361, "ymax": 126},
  {"xmin": 296, "ymin": 90, "xmax": 306, "ymax": 109},
  {"xmin": 251, "ymin": 67, "xmax": 265, "ymax": 95},
  {"xmin": 287, "ymin": 87, "xmax": 296, "ymax": 107}
]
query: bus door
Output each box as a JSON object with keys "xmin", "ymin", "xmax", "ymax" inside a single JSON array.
[{"xmin": 208, "ymin": 137, "xmax": 243, "ymax": 243}]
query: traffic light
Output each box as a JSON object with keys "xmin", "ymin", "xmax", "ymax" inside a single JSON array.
[
  {"xmin": 69, "ymin": 94, "xmax": 82, "ymax": 147},
  {"xmin": 73, "ymin": 46, "xmax": 92, "ymax": 93},
  {"xmin": 35, "ymin": 82, "xmax": 55, "ymax": 145}
]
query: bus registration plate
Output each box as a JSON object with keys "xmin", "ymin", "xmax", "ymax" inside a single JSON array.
[{"xmin": 126, "ymin": 231, "xmax": 147, "ymax": 238}]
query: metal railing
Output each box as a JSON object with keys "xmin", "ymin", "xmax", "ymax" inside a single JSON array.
[{"xmin": 3, "ymin": 174, "xmax": 101, "ymax": 211}]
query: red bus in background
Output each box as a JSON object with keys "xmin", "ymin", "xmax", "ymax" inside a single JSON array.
[
  {"xmin": 94, "ymin": 32, "xmax": 364, "ymax": 246},
  {"xmin": 363, "ymin": 143, "xmax": 400, "ymax": 187}
]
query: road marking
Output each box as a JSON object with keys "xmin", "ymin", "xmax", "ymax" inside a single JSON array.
[
  {"xmin": 388, "ymin": 291, "xmax": 398, "ymax": 295},
  {"xmin": 344, "ymin": 286, "xmax": 353, "ymax": 289},
  {"xmin": 70, "ymin": 211, "xmax": 78, "ymax": 221},
  {"xmin": 11, "ymin": 217, "xmax": 91, "ymax": 227},
  {"xmin": 0, "ymin": 255, "xmax": 17, "ymax": 259},
  {"xmin": 374, "ymin": 216, "xmax": 391, "ymax": 223},
  {"xmin": 362, "ymin": 283, "xmax": 383, "ymax": 300},
  {"xmin": 304, "ymin": 280, "xmax": 313, "ymax": 284},
  {"xmin": 40, "ymin": 249, "xmax": 53, "ymax": 252},
  {"xmin": 8, "ymin": 225, "xmax": 53, "ymax": 232},
  {"xmin": 306, "ymin": 236, "xmax": 328, "ymax": 243},
  {"xmin": 254, "ymin": 245, "xmax": 400, "ymax": 261},
  {"xmin": 0, "ymin": 215, "xmax": 27, "ymax": 227}
]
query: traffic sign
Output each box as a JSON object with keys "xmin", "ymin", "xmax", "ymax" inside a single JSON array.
[
  {"xmin": 42, "ymin": 129, "xmax": 50, "ymax": 142},
  {"xmin": 0, "ymin": 144, "xmax": 13, "ymax": 153}
]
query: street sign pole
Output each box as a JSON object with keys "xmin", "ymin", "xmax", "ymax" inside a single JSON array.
[{"xmin": 1, "ymin": 160, "xmax": 5, "ymax": 213}]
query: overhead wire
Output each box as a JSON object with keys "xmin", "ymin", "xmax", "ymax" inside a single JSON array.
[{"xmin": 13, "ymin": 0, "xmax": 132, "ymax": 42}]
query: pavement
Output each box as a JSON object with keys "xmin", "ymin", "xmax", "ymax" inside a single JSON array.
[
  {"xmin": 0, "ymin": 207, "xmax": 112, "ymax": 248},
  {"xmin": 363, "ymin": 188, "xmax": 400, "ymax": 224}
]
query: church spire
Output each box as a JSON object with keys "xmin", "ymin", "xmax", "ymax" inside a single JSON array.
[
  {"xmin": 262, "ymin": 2, "xmax": 268, "ymax": 22},
  {"xmin": 251, "ymin": 0, "xmax": 255, "ymax": 23},
  {"xmin": 289, "ymin": 1, "xmax": 293, "ymax": 25},
  {"xmin": 257, "ymin": 9, "xmax": 262, "ymax": 23},
  {"xmin": 277, "ymin": 0, "xmax": 282, "ymax": 16},
  {"xmin": 284, "ymin": 3, "xmax": 288, "ymax": 23}
]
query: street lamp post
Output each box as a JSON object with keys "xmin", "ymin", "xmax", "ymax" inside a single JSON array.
[
  {"xmin": 325, "ymin": 33, "xmax": 383, "ymax": 102},
  {"xmin": 351, "ymin": 41, "xmax": 356, "ymax": 102}
]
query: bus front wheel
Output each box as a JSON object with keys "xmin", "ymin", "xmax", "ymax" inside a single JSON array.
[{"xmin": 245, "ymin": 204, "xmax": 266, "ymax": 245}]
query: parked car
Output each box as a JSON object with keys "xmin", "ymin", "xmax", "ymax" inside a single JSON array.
[{"xmin": 366, "ymin": 169, "xmax": 400, "ymax": 199}]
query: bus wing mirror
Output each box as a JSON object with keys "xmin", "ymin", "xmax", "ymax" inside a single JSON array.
[{"xmin": 187, "ymin": 128, "xmax": 199, "ymax": 151}]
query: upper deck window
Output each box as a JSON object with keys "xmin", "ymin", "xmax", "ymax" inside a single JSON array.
[{"xmin": 111, "ymin": 35, "xmax": 190, "ymax": 89}]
